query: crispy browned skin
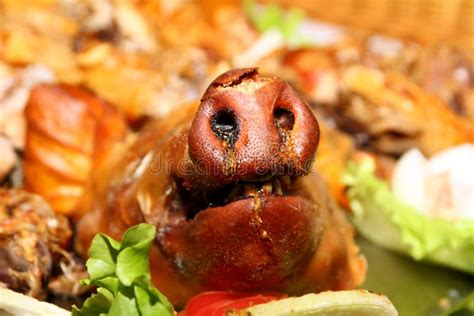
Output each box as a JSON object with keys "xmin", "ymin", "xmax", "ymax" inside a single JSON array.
[
  {"xmin": 24, "ymin": 69, "xmax": 365, "ymax": 305},
  {"xmin": 314, "ymin": 121, "xmax": 355, "ymax": 208},
  {"xmin": 24, "ymin": 84, "xmax": 127, "ymax": 216}
]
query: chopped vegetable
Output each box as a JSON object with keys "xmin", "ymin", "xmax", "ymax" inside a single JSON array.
[
  {"xmin": 243, "ymin": 0, "xmax": 305, "ymax": 46},
  {"xmin": 183, "ymin": 290, "xmax": 398, "ymax": 316},
  {"xmin": 183, "ymin": 291, "xmax": 286, "ymax": 316},
  {"xmin": 343, "ymin": 159, "xmax": 474, "ymax": 274},
  {"xmin": 0, "ymin": 288, "xmax": 70, "ymax": 316},
  {"xmin": 391, "ymin": 145, "xmax": 474, "ymax": 220},
  {"xmin": 234, "ymin": 1, "xmax": 305, "ymax": 66},
  {"xmin": 242, "ymin": 290, "xmax": 398, "ymax": 316},
  {"xmin": 72, "ymin": 223, "xmax": 174, "ymax": 316},
  {"xmin": 237, "ymin": 1, "xmax": 344, "ymax": 67}
]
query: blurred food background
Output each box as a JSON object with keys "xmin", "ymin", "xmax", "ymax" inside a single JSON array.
[
  {"xmin": 1, "ymin": 0, "xmax": 473, "ymax": 315},
  {"xmin": 273, "ymin": 0, "xmax": 473, "ymax": 51}
]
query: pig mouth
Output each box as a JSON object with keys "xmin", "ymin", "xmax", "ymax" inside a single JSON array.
[
  {"xmin": 172, "ymin": 174, "xmax": 300, "ymax": 220},
  {"xmin": 157, "ymin": 174, "xmax": 321, "ymax": 289}
]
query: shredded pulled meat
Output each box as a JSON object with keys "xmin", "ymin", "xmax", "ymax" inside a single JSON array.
[{"xmin": 0, "ymin": 189, "xmax": 85, "ymax": 299}]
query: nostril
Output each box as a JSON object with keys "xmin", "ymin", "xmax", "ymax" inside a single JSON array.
[
  {"xmin": 211, "ymin": 109, "xmax": 239, "ymax": 147},
  {"xmin": 274, "ymin": 108, "xmax": 295, "ymax": 131}
]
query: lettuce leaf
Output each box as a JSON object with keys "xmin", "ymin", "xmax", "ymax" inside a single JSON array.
[
  {"xmin": 343, "ymin": 159, "xmax": 474, "ymax": 275},
  {"xmin": 72, "ymin": 224, "xmax": 174, "ymax": 316}
]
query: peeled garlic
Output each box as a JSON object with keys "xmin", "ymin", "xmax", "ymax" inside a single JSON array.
[{"xmin": 391, "ymin": 144, "xmax": 474, "ymax": 220}]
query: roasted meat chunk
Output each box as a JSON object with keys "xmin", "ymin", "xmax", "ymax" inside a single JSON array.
[
  {"xmin": 339, "ymin": 66, "xmax": 474, "ymax": 156},
  {"xmin": 285, "ymin": 49, "xmax": 474, "ymax": 156},
  {"xmin": 0, "ymin": 189, "xmax": 72, "ymax": 299},
  {"xmin": 24, "ymin": 84, "xmax": 127, "ymax": 216}
]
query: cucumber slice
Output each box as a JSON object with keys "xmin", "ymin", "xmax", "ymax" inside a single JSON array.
[
  {"xmin": 0, "ymin": 288, "xmax": 70, "ymax": 316},
  {"xmin": 243, "ymin": 290, "xmax": 398, "ymax": 316}
]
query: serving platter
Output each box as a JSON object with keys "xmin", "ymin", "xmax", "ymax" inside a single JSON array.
[{"xmin": 359, "ymin": 237, "xmax": 474, "ymax": 315}]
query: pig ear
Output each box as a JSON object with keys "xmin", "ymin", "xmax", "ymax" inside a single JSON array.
[{"xmin": 202, "ymin": 68, "xmax": 259, "ymax": 98}]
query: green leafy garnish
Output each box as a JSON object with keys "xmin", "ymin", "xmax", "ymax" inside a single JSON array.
[
  {"xmin": 244, "ymin": 0, "xmax": 305, "ymax": 46},
  {"xmin": 72, "ymin": 224, "xmax": 174, "ymax": 316},
  {"xmin": 343, "ymin": 159, "xmax": 474, "ymax": 275}
]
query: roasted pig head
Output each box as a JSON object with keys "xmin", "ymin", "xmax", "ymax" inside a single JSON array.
[{"xmin": 24, "ymin": 68, "xmax": 366, "ymax": 305}]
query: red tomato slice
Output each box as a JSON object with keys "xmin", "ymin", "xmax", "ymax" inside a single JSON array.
[{"xmin": 184, "ymin": 291, "xmax": 287, "ymax": 316}]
